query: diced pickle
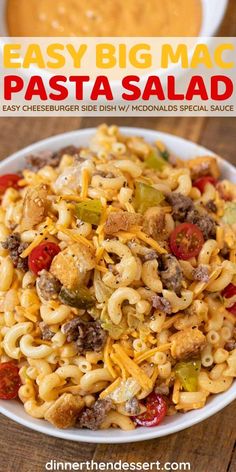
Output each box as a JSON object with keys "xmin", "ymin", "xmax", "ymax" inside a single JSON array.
[
  {"xmin": 222, "ymin": 202, "xmax": 236, "ymax": 225},
  {"xmin": 134, "ymin": 181, "xmax": 164, "ymax": 214},
  {"xmin": 175, "ymin": 359, "xmax": 201, "ymax": 392},
  {"xmin": 160, "ymin": 150, "xmax": 170, "ymax": 161},
  {"xmin": 145, "ymin": 149, "xmax": 168, "ymax": 171},
  {"xmin": 59, "ymin": 286, "xmax": 95, "ymax": 309},
  {"xmin": 102, "ymin": 321, "xmax": 125, "ymax": 340},
  {"xmin": 75, "ymin": 200, "xmax": 102, "ymax": 225}
]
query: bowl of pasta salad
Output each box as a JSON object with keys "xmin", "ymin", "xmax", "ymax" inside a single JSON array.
[{"xmin": 0, "ymin": 125, "xmax": 235, "ymax": 443}]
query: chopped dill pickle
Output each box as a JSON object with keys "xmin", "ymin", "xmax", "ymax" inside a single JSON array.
[
  {"xmin": 102, "ymin": 321, "xmax": 125, "ymax": 340},
  {"xmin": 134, "ymin": 181, "xmax": 164, "ymax": 214},
  {"xmin": 160, "ymin": 150, "xmax": 170, "ymax": 161},
  {"xmin": 156, "ymin": 141, "xmax": 170, "ymax": 161},
  {"xmin": 145, "ymin": 149, "xmax": 168, "ymax": 171},
  {"xmin": 59, "ymin": 286, "xmax": 95, "ymax": 309},
  {"xmin": 175, "ymin": 359, "xmax": 201, "ymax": 392},
  {"xmin": 222, "ymin": 202, "xmax": 236, "ymax": 225},
  {"xmin": 75, "ymin": 200, "xmax": 102, "ymax": 225}
]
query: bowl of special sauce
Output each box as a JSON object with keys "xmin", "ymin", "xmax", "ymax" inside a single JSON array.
[
  {"xmin": 6, "ymin": 0, "xmax": 202, "ymax": 37},
  {"xmin": 3, "ymin": 0, "xmax": 228, "ymax": 38}
]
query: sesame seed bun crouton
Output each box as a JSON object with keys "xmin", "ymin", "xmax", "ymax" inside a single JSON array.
[{"xmin": 45, "ymin": 393, "xmax": 85, "ymax": 429}]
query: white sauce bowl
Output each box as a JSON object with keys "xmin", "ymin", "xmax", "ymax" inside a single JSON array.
[{"xmin": 0, "ymin": 0, "xmax": 229, "ymax": 37}]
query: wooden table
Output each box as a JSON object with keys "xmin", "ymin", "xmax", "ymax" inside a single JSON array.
[{"xmin": 1, "ymin": 2, "xmax": 236, "ymax": 471}]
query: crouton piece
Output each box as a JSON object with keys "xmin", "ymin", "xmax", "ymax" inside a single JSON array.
[
  {"xmin": 217, "ymin": 180, "xmax": 236, "ymax": 202},
  {"xmin": 50, "ymin": 242, "xmax": 95, "ymax": 289},
  {"xmin": 170, "ymin": 327, "xmax": 206, "ymax": 360},
  {"xmin": 143, "ymin": 207, "xmax": 167, "ymax": 240},
  {"xmin": 187, "ymin": 156, "xmax": 220, "ymax": 180},
  {"xmin": 104, "ymin": 211, "xmax": 143, "ymax": 235},
  {"xmin": 45, "ymin": 394, "xmax": 84, "ymax": 429},
  {"xmin": 20, "ymin": 184, "xmax": 48, "ymax": 231},
  {"xmin": 50, "ymin": 248, "xmax": 78, "ymax": 289}
]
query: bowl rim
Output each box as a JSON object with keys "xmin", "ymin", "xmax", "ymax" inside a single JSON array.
[{"xmin": 0, "ymin": 126, "xmax": 235, "ymax": 443}]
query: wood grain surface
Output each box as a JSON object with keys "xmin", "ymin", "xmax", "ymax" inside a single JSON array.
[{"xmin": 0, "ymin": 1, "xmax": 236, "ymax": 471}]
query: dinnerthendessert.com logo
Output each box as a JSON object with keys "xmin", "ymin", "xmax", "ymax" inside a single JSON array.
[{"xmin": 45, "ymin": 460, "xmax": 191, "ymax": 471}]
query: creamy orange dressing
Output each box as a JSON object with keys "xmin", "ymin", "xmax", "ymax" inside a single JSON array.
[{"xmin": 7, "ymin": 0, "xmax": 202, "ymax": 37}]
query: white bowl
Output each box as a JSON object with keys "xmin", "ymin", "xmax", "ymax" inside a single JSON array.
[
  {"xmin": 0, "ymin": 0, "xmax": 229, "ymax": 37},
  {"xmin": 0, "ymin": 126, "xmax": 235, "ymax": 443}
]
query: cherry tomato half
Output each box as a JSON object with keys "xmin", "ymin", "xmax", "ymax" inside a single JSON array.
[
  {"xmin": 28, "ymin": 242, "xmax": 60, "ymax": 275},
  {"xmin": 0, "ymin": 362, "xmax": 21, "ymax": 400},
  {"xmin": 222, "ymin": 283, "xmax": 236, "ymax": 315},
  {"xmin": 170, "ymin": 223, "xmax": 204, "ymax": 260},
  {"xmin": 133, "ymin": 393, "xmax": 167, "ymax": 427},
  {"xmin": 225, "ymin": 303, "xmax": 236, "ymax": 315},
  {"xmin": 193, "ymin": 176, "xmax": 217, "ymax": 194},
  {"xmin": 0, "ymin": 174, "xmax": 21, "ymax": 195}
]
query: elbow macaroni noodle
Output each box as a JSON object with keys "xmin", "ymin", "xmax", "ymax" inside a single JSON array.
[{"xmin": 0, "ymin": 124, "xmax": 235, "ymax": 431}]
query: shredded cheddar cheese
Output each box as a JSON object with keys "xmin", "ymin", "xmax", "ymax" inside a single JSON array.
[
  {"xmin": 172, "ymin": 378, "xmax": 181, "ymax": 404},
  {"xmin": 95, "ymin": 264, "xmax": 109, "ymax": 273},
  {"xmin": 95, "ymin": 246, "xmax": 105, "ymax": 264},
  {"xmin": 104, "ymin": 337, "xmax": 117, "ymax": 379},
  {"xmin": 81, "ymin": 168, "xmax": 90, "ymax": 199},
  {"xmin": 134, "ymin": 343, "xmax": 172, "ymax": 365},
  {"xmin": 136, "ymin": 230, "xmax": 167, "ymax": 254},
  {"xmin": 113, "ymin": 344, "xmax": 153, "ymax": 390},
  {"xmin": 20, "ymin": 223, "xmax": 54, "ymax": 258},
  {"xmin": 110, "ymin": 353, "xmax": 128, "ymax": 380},
  {"xmin": 56, "ymin": 225, "xmax": 94, "ymax": 248},
  {"xmin": 162, "ymin": 315, "xmax": 182, "ymax": 330},
  {"xmin": 99, "ymin": 377, "xmax": 121, "ymax": 399}
]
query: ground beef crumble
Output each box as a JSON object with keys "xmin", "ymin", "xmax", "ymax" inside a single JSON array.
[
  {"xmin": 77, "ymin": 399, "xmax": 113, "ymax": 430},
  {"xmin": 192, "ymin": 265, "xmax": 210, "ymax": 283},
  {"xmin": 159, "ymin": 254, "xmax": 183, "ymax": 295},
  {"xmin": 26, "ymin": 151, "xmax": 59, "ymax": 171},
  {"xmin": 61, "ymin": 318, "xmax": 107, "ymax": 353},
  {"xmin": 26, "ymin": 146, "xmax": 81, "ymax": 171},
  {"xmin": 39, "ymin": 322, "xmax": 54, "ymax": 341},
  {"xmin": 165, "ymin": 193, "xmax": 193, "ymax": 221},
  {"xmin": 2, "ymin": 233, "xmax": 29, "ymax": 271},
  {"xmin": 151, "ymin": 295, "xmax": 172, "ymax": 314},
  {"xmin": 166, "ymin": 192, "xmax": 216, "ymax": 240},
  {"xmin": 186, "ymin": 208, "xmax": 216, "ymax": 239},
  {"xmin": 36, "ymin": 270, "xmax": 61, "ymax": 301},
  {"xmin": 143, "ymin": 250, "xmax": 158, "ymax": 261}
]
